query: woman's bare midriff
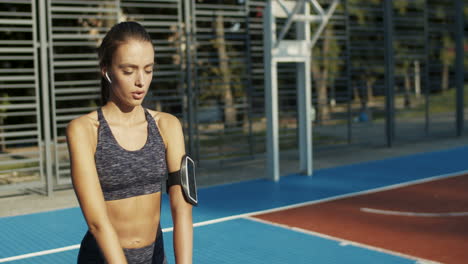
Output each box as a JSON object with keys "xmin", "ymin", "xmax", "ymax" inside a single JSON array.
[{"xmin": 105, "ymin": 192, "xmax": 162, "ymax": 249}]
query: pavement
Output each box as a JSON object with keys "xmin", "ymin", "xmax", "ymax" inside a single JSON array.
[{"xmin": 0, "ymin": 132, "xmax": 467, "ymax": 218}]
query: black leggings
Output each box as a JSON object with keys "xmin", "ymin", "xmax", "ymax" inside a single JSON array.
[{"xmin": 77, "ymin": 224, "xmax": 166, "ymax": 264}]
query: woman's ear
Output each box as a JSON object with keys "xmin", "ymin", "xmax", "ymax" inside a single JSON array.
[
  {"xmin": 105, "ymin": 72, "xmax": 112, "ymax": 84},
  {"xmin": 101, "ymin": 68, "xmax": 112, "ymax": 83}
]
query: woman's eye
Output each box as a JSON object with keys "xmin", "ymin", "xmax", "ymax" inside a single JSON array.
[
  {"xmin": 145, "ymin": 70, "xmax": 153, "ymax": 74},
  {"xmin": 123, "ymin": 71, "xmax": 133, "ymax": 75}
]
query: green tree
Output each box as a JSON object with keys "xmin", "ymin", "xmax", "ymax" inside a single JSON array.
[
  {"xmin": 311, "ymin": 23, "xmax": 341, "ymax": 122},
  {"xmin": 347, "ymin": 0, "xmax": 384, "ymax": 108},
  {"xmin": 214, "ymin": 14, "xmax": 237, "ymax": 128}
]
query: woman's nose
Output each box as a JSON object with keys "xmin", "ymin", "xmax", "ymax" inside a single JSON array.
[{"xmin": 135, "ymin": 71, "xmax": 145, "ymax": 87}]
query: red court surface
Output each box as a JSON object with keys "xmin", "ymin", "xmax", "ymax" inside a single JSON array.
[{"xmin": 254, "ymin": 174, "xmax": 468, "ymax": 264}]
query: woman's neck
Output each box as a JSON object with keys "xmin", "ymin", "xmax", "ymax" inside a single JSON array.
[{"xmin": 103, "ymin": 101, "xmax": 144, "ymax": 127}]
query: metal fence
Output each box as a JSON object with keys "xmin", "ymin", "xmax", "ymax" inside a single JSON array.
[
  {"xmin": 0, "ymin": 0, "xmax": 466, "ymax": 195},
  {"xmin": 0, "ymin": 0, "xmax": 43, "ymax": 194}
]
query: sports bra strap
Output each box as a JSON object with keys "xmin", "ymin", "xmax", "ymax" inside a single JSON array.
[
  {"xmin": 97, "ymin": 107, "xmax": 105, "ymax": 123},
  {"xmin": 143, "ymin": 108, "xmax": 152, "ymax": 120}
]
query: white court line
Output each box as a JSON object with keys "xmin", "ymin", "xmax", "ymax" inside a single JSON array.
[
  {"xmin": 188, "ymin": 169, "xmax": 468, "ymax": 228},
  {"xmin": 361, "ymin": 208, "xmax": 468, "ymax": 217},
  {"xmin": 244, "ymin": 216, "xmax": 442, "ymax": 264},
  {"xmin": 1, "ymin": 169, "xmax": 466, "ymax": 263},
  {"xmin": 0, "ymin": 228, "xmax": 174, "ymax": 263},
  {"xmin": 0, "ymin": 245, "xmax": 80, "ymax": 263}
]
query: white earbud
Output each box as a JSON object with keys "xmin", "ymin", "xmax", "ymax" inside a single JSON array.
[{"xmin": 105, "ymin": 72, "xmax": 112, "ymax": 84}]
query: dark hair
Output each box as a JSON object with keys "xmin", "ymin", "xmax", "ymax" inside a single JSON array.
[{"xmin": 98, "ymin": 21, "xmax": 153, "ymax": 105}]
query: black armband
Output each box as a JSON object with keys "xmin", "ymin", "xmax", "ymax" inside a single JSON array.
[{"xmin": 166, "ymin": 155, "xmax": 198, "ymax": 206}]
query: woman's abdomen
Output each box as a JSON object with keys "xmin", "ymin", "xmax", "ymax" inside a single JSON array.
[{"xmin": 105, "ymin": 192, "xmax": 162, "ymax": 248}]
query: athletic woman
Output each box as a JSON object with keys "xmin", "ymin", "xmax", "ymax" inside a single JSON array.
[{"xmin": 66, "ymin": 21, "xmax": 193, "ymax": 264}]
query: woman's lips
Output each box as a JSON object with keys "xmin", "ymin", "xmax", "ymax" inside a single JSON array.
[{"xmin": 132, "ymin": 91, "xmax": 145, "ymax": 100}]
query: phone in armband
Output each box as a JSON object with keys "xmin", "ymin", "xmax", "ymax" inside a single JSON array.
[{"xmin": 167, "ymin": 155, "xmax": 198, "ymax": 206}]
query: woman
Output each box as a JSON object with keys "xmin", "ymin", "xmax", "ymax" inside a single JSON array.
[{"xmin": 66, "ymin": 21, "xmax": 193, "ymax": 264}]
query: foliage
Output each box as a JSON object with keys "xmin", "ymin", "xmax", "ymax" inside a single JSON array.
[
  {"xmin": 397, "ymin": 85, "xmax": 468, "ymax": 119},
  {"xmin": 198, "ymin": 44, "xmax": 246, "ymax": 102}
]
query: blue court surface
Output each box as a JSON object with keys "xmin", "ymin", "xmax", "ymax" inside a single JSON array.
[{"xmin": 1, "ymin": 146, "xmax": 467, "ymax": 263}]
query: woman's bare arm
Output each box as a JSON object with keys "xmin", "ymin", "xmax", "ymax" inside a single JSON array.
[
  {"xmin": 158, "ymin": 113, "xmax": 193, "ymax": 264},
  {"xmin": 66, "ymin": 117, "xmax": 127, "ymax": 264}
]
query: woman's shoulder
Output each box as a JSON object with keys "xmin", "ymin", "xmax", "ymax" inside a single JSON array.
[
  {"xmin": 66, "ymin": 110, "xmax": 100, "ymax": 138},
  {"xmin": 145, "ymin": 109, "xmax": 183, "ymax": 147},
  {"xmin": 146, "ymin": 109, "xmax": 181, "ymax": 129}
]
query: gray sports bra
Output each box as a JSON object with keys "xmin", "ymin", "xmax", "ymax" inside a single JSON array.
[{"xmin": 94, "ymin": 108, "xmax": 167, "ymax": 201}]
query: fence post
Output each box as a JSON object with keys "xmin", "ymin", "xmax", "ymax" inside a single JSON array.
[
  {"xmin": 455, "ymin": 0, "xmax": 464, "ymax": 136},
  {"xmin": 423, "ymin": 0, "xmax": 430, "ymax": 135},
  {"xmin": 184, "ymin": 0, "xmax": 196, "ymax": 159},
  {"xmin": 38, "ymin": 0, "xmax": 54, "ymax": 197},
  {"xmin": 344, "ymin": 0, "xmax": 352, "ymax": 144},
  {"xmin": 383, "ymin": 0, "xmax": 395, "ymax": 147}
]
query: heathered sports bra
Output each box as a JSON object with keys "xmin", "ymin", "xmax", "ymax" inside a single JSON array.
[{"xmin": 94, "ymin": 108, "xmax": 167, "ymax": 201}]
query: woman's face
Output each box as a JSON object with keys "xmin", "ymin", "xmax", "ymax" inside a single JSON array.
[{"xmin": 106, "ymin": 39, "xmax": 154, "ymax": 107}]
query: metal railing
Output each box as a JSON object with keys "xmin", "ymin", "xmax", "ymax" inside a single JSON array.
[
  {"xmin": 0, "ymin": 0, "xmax": 466, "ymax": 195},
  {"xmin": 0, "ymin": 0, "xmax": 43, "ymax": 194}
]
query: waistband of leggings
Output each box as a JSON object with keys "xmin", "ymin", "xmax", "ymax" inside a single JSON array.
[
  {"xmin": 122, "ymin": 241, "xmax": 156, "ymax": 263},
  {"xmin": 122, "ymin": 241, "xmax": 155, "ymax": 253}
]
